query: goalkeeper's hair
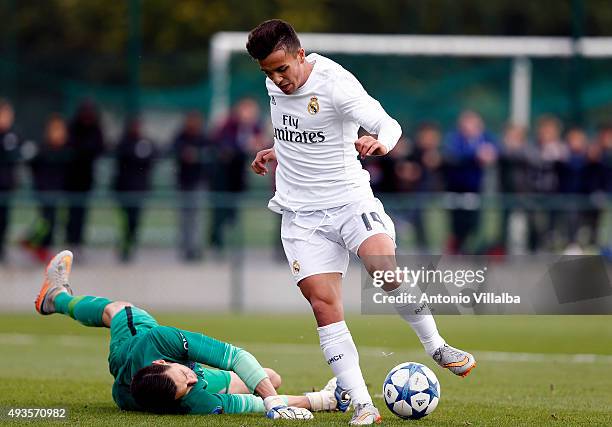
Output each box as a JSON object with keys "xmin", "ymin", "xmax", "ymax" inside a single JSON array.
[
  {"xmin": 246, "ymin": 19, "xmax": 301, "ymax": 60},
  {"xmin": 130, "ymin": 364, "xmax": 185, "ymax": 414}
]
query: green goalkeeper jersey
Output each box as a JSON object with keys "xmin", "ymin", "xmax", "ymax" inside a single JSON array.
[{"xmin": 108, "ymin": 307, "xmax": 267, "ymax": 414}]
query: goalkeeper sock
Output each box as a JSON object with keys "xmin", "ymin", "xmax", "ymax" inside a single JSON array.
[
  {"xmin": 318, "ymin": 321, "xmax": 372, "ymax": 406},
  {"xmin": 54, "ymin": 293, "xmax": 112, "ymax": 327},
  {"xmin": 385, "ymin": 285, "xmax": 445, "ymax": 355}
]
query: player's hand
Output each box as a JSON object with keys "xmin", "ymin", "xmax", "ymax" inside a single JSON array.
[
  {"xmin": 354, "ymin": 136, "xmax": 388, "ymax": 159},
  {"xmin": 251, "ymin": 148, "xmax": 276, "ymax": 176},
  {"xmin": 266, "ymin": 406, "xmax": 314, "ymax": 420}
]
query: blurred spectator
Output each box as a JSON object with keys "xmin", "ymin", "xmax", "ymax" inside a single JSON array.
[
  {"xmin": 113, "ymin": 118, "xmax": 157, "ymax": 263},
  {"xmin": 406, "ymin": 123, "xmax": 445, "ymax": 192},
  {"xmin": 582, "ymin": 124, "xmax": 612, "ymax": 247},
  {"xmin": 443, "ymin": 110, "xmax": 497, "ymax": 254},
  {"xmin": 497, "ymin": 123, "xmax": 532, "ymax": 252},
  {"xmin": 601, "ymin": 125, "xmax": 612, "ymax": 194},
  {"xmin": 394, "ymin": 123, "xmax": 444, "ymax": 251},
  {"xmin": 0, "ymin": 100, "xmax": 21, "ymax": 262},
  {"xmin": 209, "ymin": 98, "xmax": 264, "ymax": 251},
  {"xmin": 527, "ymin": 115, "xmax": 568, "ymax": 252},
  {"xmin": 558, "ymin": 127, "xmax": 589, "ymax": 246},
  {"xmin": 600, "ymin": 125, "xmax": 612, "ymax": 257},
  {"xmin": 65, "ymin": 100, "xmax": 105, "ymax": 254},
  {"xmin": 22, "ymin": 114, "xmax": 72, "ymax": 263},
  {"xmin": 172, "ymin": 111, "xmax": 211, "ymax": 261}
]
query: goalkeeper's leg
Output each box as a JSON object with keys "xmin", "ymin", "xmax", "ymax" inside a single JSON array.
[{"xmin": 35, "ymin": 249, "xmax": 133, "ymax": 328}]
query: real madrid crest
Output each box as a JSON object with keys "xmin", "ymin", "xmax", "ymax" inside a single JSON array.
[
  {"xmin": 307, "ymin": 96, "xmax": 320, "ymax": 115},
  {"xmin": 292, "ymin": 260, "xmax": 301, "ymax": 275}
]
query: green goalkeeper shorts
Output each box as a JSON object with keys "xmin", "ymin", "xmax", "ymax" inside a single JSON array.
[{"xmin": 109, "ymin": 306, "xmax": 159, "ymax": 375}]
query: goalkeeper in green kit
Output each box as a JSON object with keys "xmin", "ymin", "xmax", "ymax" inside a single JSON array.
[{"xmin": 35, "ymin": 250, "xmax": 347, "ymax": 419}]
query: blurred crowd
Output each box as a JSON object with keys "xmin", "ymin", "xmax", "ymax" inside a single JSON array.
[
  {"xmin": 0, "ymin": 98, "xmax": 610, "ymax": 264},
  {"xmin": 0, "ymin": 97, "xmax": 268, "ymax": 264},
  {"xmin": 364, "ymin": 111, "xmax": 611, "ymax": 256}
]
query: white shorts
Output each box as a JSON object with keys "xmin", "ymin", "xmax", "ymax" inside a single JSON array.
[{"xmin": 280, "ymin": 198, "xmax": 396, "ymax": 284}]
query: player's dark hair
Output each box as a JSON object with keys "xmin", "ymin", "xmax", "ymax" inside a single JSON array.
[
  {"xmin": 130, "ymin": 364, "xmax": 185, "ymax": 414},
  {"xmin": 246, "ymin": 19, "xmax": 301, "ymax": 60}
]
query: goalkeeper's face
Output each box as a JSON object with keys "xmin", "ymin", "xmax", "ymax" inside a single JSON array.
[
  {"xmin": 259, "ymin": 47, "xmax": 308, "ymax": 95},
  {"xmin": 152, "ymin": 360, "xmax": 198, "ymax": 399}
]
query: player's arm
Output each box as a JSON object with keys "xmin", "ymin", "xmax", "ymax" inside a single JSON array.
[
  {"xmin": 185, "ymin": 389, "xmax": 330, "ymax": 416},
  {"xmin": 332, "ymin": 72, "xmax": 402, "ymax": 158},
  {"xmin": 150, "ymin": 326, "xmax": 269, "ymax": 393},
  {"xmin": 183, "ymin": 387, "xmax": 267, "ymax": 414},
  {"xmin": 150, "ymin": 327, "xmax": 314, "ymax": 418}
]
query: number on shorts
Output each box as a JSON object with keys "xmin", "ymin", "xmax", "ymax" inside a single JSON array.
[{"xmin": 361, "ymin": 212, "xmax": 386, "ymax": 231}]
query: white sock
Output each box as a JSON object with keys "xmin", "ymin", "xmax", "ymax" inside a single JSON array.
[
  {"xmin": 386, "ymin": 285, "xmax": 446, "ymax": 355},
  {"xmin": 317, "ymin": 321, "xmax": 372, "ymax": 406}
]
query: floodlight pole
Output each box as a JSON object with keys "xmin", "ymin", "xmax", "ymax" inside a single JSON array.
[
  {"xmin": 127, "ymin": 0, "xmax": 141, "ymax": 115},
  {"xmin": 570, "ymin": 0, "xmax": 585, "ymax": 125},
  {"xmin": 210, "ymin": 33, "xmax": 232, "ymax": 126},
  {"xmin": 510, "ymin": 57, "xmax": 532, "ymax": 128}
]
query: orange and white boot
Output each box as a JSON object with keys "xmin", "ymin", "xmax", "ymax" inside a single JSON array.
[
  {"xmin": 34, "ymin": 250, "xmax": 74, "ymax": 315},
  {"xmin": 432, "ymin": 344, "xmax": 476, "ymax": 377}
]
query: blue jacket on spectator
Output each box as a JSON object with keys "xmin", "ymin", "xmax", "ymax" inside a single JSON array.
[{"xmin": 443, "ymin": 130, "xmax": 497, "ymax": 193}]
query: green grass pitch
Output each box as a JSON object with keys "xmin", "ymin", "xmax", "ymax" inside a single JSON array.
[{"xmin": 1, "ymin": 313, "xmax": 611, "ymax": 426}]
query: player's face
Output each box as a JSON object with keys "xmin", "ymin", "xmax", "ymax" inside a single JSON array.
[
  {"xmin": 152, "ymin": 360, "xmax": 198, "ymax": 399},
  {"xmin": 258, "ymin": 48, "xmax": 307, "ymax": 95}
]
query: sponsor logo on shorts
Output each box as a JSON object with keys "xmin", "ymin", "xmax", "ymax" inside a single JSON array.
[
  {"xmin": 292, "ymin": 260, "xmax": 301, "ymax": 275},
  {"xmin": 327, "ymin": 353, "xmax": 344, "ymax": 365}
]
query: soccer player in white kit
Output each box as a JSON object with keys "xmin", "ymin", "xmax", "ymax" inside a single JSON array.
[{"xmin": 247, "ymin": 20, "xmax": 476, "ymax": 425}]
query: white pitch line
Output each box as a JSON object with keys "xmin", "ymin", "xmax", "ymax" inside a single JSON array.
[
  {"xmin": 1, "ymin": 333, "xmax": 612, "ymax": 364},
  {"xmin": 231, "ymin": 342, "xmax": 612, "ymax": 365}
]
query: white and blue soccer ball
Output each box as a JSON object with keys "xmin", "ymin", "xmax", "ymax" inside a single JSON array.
[{"xmin": 383, "ymin": 362, "xmax": 440, "ymax": 419}]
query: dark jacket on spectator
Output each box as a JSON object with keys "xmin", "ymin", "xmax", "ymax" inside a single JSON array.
[
  {"xmin": 528, "ymin": 143, "xmax": 567, "ymax": 193},
  {"xmin": 0, "ymin": 129, "xmax": 21, "ymax": 191},
  {"xmin": 114, "ymin": 136, "xmax": 157, "ymax": 193},
  {"xmin": 173, "ymin": 130, "xmax": 210, "ymax": 191},
  {"xmin": 31, "ymin": 143, "xmax": 73, "ymax": 192},
  {"xmin": 66, "ymin": 108, "xmax": 105, "ymax": 192},
  {"xmin": 406, "ymin": 146, "xmax": 444, "ymax": 192},
  {"xmin": 498, "ymin": 144, "xmax": 533, "ymax": 193},
  {"xmin": 558, "ymin": 152, "xmax": 588, "ymax": 194},
  {"xmin": 212, "ymin": 117, "xmax": 261, "ymax": 193},
  {"xmin": 602, "ymin": 148, "xmax": 612, "ymax": 193}
]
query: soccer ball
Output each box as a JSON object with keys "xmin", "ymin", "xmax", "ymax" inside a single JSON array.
[{"xmin": 382, "ymin": 362, "xmax": 440, "ymax": 419}]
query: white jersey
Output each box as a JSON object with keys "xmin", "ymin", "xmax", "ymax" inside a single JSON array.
[{"xmin": 266, "ymin": 53, "xmax": 402, "ymax": 213}]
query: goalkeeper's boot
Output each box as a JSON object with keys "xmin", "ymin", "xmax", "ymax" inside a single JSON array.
[
  {"xmin": 35, "ymin": 250, "xmax": 74, "ymax": 315},
  {"xmin": 349, "ymin": 403, "xmax": 382, "ymax": 425},
  {"xmin": 432, "ymin": 344, "xmax": 476, "ymax": 377},
  {"xmin": 323, "ymin": 377, "xmax": 351, "ymax": 412}
]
